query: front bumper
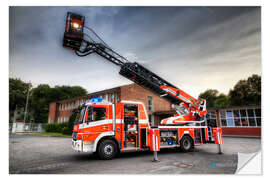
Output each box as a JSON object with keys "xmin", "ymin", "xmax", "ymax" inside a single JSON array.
[
  {"xmin": 72, "ymin": 139, "xmax": 83, "ymax": 151},
  {"xmin": 72, "ymin": 139, "xmax": 94, "ymax": 153}
]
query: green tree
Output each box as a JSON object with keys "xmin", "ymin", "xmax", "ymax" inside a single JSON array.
[
  {"xmin": 229, "ymin": 74, "xmax": 261, "ymax": 106},
  {"xmin": 214, "ymin": 94, "xmax": 230, "ymax": 108},
  {"xmin": 31, "ymin": 84, "xmax": 87, "ymax": 123},
  {"xmin": 64, "ymin": 110, "xmax": 79, "ymax": 135},
  {"xmin": 199, "ymin": 89, "xmax": 219, "ymax": 108},
  {"xmin": 48, "ymin": 85, "xmax": 87, "ymax": 102},
  {"xmin": 9, "ymin": 78, "xmax": 32, "ymax": 121},
  {"xmin": 30, "ymin": 84, "xmax": 51, "ymax": 123}
]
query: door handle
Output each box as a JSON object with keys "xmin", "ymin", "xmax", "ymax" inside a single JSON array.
[{"xmin": 102, "ymin": 126, "xmax": 108, "ymax": 129}]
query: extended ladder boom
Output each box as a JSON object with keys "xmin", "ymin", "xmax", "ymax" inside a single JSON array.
[{"xmin": 63, "ymin": 12, "xmax": 207, "ymax": 119}]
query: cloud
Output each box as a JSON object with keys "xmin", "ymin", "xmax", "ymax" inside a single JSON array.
[{"xmin": 9, "ymin": 7, "xmax": 261, "ymax": 97}]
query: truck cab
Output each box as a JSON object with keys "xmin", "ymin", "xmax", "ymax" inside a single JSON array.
[{"xmin": 72, "ymin": 97, "xmax": 151, "ymax": 159}]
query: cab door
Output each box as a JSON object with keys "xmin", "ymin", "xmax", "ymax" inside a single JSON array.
[{"xmin": 83, "ymin": 105, "xmax": 112, "ymax": 141}]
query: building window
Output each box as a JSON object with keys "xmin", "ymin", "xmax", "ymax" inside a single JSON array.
[
  {"xmin": 148, "ymin": 114, "xmax": 154, "ymax": 126},
  {"xmin": 111, "ymin": 93, "xmax": 114, "ymax": 103},
  {"xmin": 240, "ymin": 109, "xmax": 248, "ymax": 126},
  {"xmin": 255, "ymin": 109, "xmax": 261, "ymax": 126},
  {"xmin": 147, "ymin": 96, "xmax": 154, "ymax": 111},
  {"xmin": 247, "ymin": 109, "xmax": 256, "ymax": 126},
  {"xmin": 233, "ymin": 110, "xmax": 241, "ymax": 126},
  {"xmin": 220, "ymin": 108, "xmax": 261, "ymax": 127},
  {"xmin": 220, "ymin": 111, "xmax": 227, "ymax": 126},
  {"xmin": 108, "ymin": 93, "xmax": 111, "ymax": 102},
  {"xmin": 116, "ymin": 93, "xmax": 120, "ymax": 102},
  {"xmin": 49, "ymin": 117, "xmax": 53, "ymax": 123},
  {"xmin": 205, "ymin": 111, "xmax": 217, "ymax": 127},
  {"xmin": 226, "ymin": 110, "xmax": 235, "ymax": 127}
]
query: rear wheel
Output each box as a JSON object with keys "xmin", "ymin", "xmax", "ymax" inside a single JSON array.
[
  {"xmin": 97, "ymin": 139, "xmax": 117, "ymax": 160},
  {"xmin": 180, "ymin": 135, "xmax": 194, "ymax": 152}
]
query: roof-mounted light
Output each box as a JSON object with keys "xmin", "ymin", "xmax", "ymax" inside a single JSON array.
[{"xmin": 89, "ymin": 97, "xmax": 103, "ymax": 104}]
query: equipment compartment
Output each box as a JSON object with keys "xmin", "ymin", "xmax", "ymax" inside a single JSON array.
[{"xmin": 160, "ymin": 129, "xmax": 178, "ymax": 146}]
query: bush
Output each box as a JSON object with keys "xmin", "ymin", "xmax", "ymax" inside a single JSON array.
[
  {"xmin": 61, "ymin": 127, "xmax": 71, "ymax": 135},
  {"xmin": 45, "ymin": 111, "xmax": 78, "ymax": 135},
  {"xmin": 56, "ymin": 122, "xmax": 68, "ymax": 133},
  {"xmin": 45, "ymin": 123, "xmax": 57, "ymax": 132},
  {"xmin": 64, "ymin": 111, "xmax": 78, "ymax": 135},
  {"xmin": 45, "ymin": 122, "xmax": 69, "ymax": 133}
]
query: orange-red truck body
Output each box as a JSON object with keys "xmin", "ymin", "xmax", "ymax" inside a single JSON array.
[{"xmin": 72, "ymin": 100, "xmax": 223, "ymax": 154}]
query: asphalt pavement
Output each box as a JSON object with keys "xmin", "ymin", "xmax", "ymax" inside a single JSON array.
[{"xmin": 9, "ymin": 133, "xmax": 261, "ymax": 174}]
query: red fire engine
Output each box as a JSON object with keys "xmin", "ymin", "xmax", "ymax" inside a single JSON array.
[{"xmin": 63, "ymin": 12, "xmax": 223, "ymax": 160}]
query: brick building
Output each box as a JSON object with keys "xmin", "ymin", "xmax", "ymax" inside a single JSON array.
[
  {"xmin": 48, "ymin": 83, "xmax": 261, "ymax": 137},
  {"xmin": 48, "ymin": 83, "xmax": 173, "ymax": 126}
]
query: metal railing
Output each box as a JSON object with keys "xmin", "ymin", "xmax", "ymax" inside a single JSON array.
[{"xmin": 9, "ymin": 123, "xmax": 46, "ymax": 133}]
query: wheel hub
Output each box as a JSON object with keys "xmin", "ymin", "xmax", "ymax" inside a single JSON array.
[{"xmin": 104, "ymin": 144, "xmax": 113, "ymax": 155}]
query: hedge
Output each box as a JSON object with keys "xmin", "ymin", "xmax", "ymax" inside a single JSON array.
[
  {"xmin": 45, "ymin": 111, "xmax": 78, "ymax": 135},
  {"xmin": 45, "ymin": 122, "xmax": 69, "ymax": 133},
  {"xmin": 61, "ymin": 127, "xmax": 71, "ymax": 135}
]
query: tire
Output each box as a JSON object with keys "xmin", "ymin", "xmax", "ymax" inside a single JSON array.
[
  {"xmin": 180, "ymin": 135, "xmax": 194, "ymax": 152},
  {"xmin": 97, "ymin": 139, "xmax": 117, "ymax": 160}
]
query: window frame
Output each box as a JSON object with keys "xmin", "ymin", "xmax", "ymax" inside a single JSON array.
[
  {"xmin": 147, "ymin": 96, "xmax": 154, "ymax": 112},
  {"xmin": 220, "ymin": 108, "xmax": 261, "ymax": 128},
  {"xmin": 86, "ymin": 106, "xmax": 107, "ymax": 122}
]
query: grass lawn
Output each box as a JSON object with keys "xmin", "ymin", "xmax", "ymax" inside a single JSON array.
[{"xmin": 23, "ymin": 132, "xmax": 71, "ymax": 138}]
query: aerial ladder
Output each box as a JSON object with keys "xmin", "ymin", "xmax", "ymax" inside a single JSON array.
[{"xmin": 63, "ymin": 12, "xmax": 207, "ymax": 125}]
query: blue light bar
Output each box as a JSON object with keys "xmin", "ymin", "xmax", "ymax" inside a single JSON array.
[{"xmin": 90, "ymin": 97, "xmax": 103, "ymax": 103}]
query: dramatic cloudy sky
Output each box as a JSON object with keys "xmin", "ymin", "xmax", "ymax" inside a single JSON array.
[{"xmin": 9, "ymin": 6, "xmax": 261, "ymax": 97}]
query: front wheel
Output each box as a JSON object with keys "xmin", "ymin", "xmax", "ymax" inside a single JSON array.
[
  {"xmin": 97, "ymin": 139, "xmax": 118, "ymax": 160},
  {"xmin": 180, "ymin": 135, "xmax": 194, "ymax": 152}
]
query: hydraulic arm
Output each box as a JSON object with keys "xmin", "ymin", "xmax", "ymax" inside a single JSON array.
[{"xmin": 63, "ymin": 12, "xmax": 207, "ymax": 122}]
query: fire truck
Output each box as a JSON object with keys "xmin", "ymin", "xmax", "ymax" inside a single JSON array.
[{"xmin": 63, "ymin": 12, "xmax": 223, "ymax": 160}]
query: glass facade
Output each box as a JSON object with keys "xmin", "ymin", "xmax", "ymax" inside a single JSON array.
[{"xmin": 220, "ymin": 108, "xmax": 261, "ymax": 127}]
